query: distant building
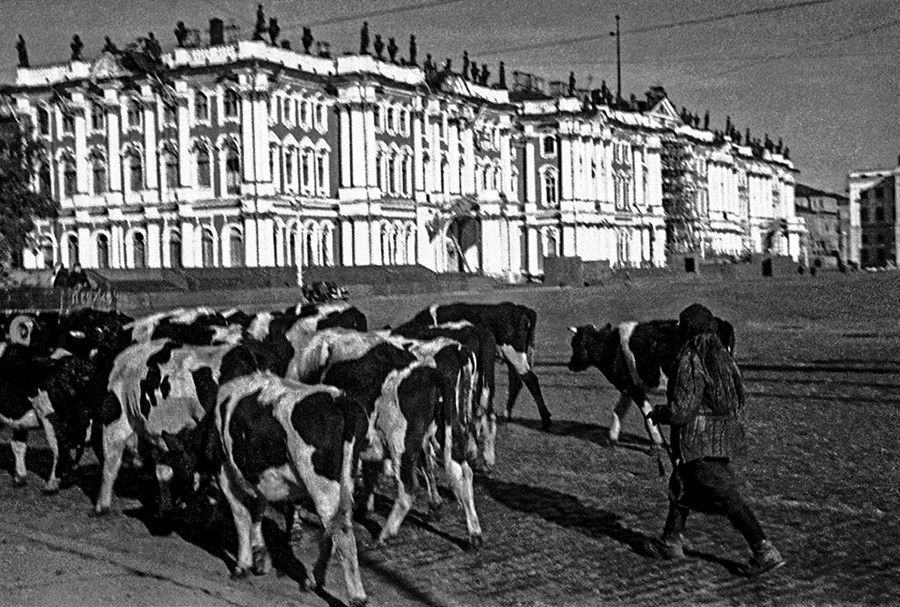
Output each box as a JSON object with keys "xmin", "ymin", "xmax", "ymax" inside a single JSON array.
[
  {"xmin": 794, "ymin": 183, "xmax": 847, "ymax": 262},
  {"xmin": 2, "ymin": 17, "xmax": 806, "ymax": 278},
  {"xmin": 848, "ymin": 160, "xmax": 900, "ymax": 268}
]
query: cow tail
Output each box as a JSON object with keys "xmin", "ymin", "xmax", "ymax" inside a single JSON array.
[
  {"xmin": 338, "ymin": 395, "xmax": 369, "ymax": 514},
  {"xmin": 526, "ymin": 308, "xmax": 538, "ymax": 368}
]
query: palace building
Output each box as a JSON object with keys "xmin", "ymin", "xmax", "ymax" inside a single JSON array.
[{"xmin": 2, "ymin": 17, "xmax": 804, "ymax": 282}]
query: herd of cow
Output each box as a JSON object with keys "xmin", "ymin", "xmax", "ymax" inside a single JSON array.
[{"xmin": 0, "ymin": 298, "xmax": 733, "ymax": 606}]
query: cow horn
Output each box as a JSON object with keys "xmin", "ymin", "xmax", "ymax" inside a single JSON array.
[{"xmin": 568, "ymin": 326, "xmax": 578, "ymax": 334}]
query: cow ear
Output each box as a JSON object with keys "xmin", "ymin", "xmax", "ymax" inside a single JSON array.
[{"xmin": 568, "ymin": 326, "xmax": 578, "ymax": 334}]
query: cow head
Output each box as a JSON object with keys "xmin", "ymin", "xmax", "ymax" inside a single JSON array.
[{"xmin": 567, "ymin": 323, "xmax": 613, "ymax": 372}]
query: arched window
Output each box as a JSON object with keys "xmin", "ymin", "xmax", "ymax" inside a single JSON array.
[
  {"xmin": 62, "ymin": 113, "xmax": 74, "ymax": 135},
  {"xmin": 67, "ymin": 235, "xmax": 79, "ymax": 266},
  {"xmin": 304, "ymin": 228, "xmax": 316, "ymax": 266},
  {"xmin": 164, "ymin": 152, "xmax": 179, "ymax": 191},
  {"xmin": 37, "ymin": 162, "xmax": 51, "ymax": 195},
  {"xmin": 284, "ymin": 148, "xmax": 295, "ymax": 189},
  {"xmin": 40, "ymin": 238, "xmax": 55, "ymax": 268},
  {"xmin": 229, "ymin": 230, "xmax": 244, "ymax": 267},
  {"xmin": 542, "ymin": 170, "xmax": 558, "ymax": 206},
  {"xmin": 195, "ymin": 92, "xmax": 209, "ymax": 122},
  {"xmin": 37, "ymin": 107, "xmax": 50, "ymax": 135},
  {"xmin": 92, "ymin": 156, "xmax": 108, "ymax": 195},
  {"xmin": 63, "ymin": 158, "xmax": 77, "ymax": 197},
  {"xmin": 300, "ymin": 100, "xmax": 308, "ymax": 126},
  {"xmin": 225, "ymin": 147, "xmax": 241, "ymax": 195},
  {"xmin": 302, "ymin": 151, "xmax": 313, "ymax": 192},
  {"xmin": 441, "ymin": 160, "xmax": 449, "ymax": 193},
  {"xmin": 195, "ymin": 146, "xmax": 211, "ymax": 188},
  {"xmin": 401, "ymin": 157, "xmax": 410, "ymax": 196},
  {"xmin": 201, "ymin": 230, "xmax": 215, "ymax": 267},
  {"xmin": 316, "ymin": 154, "xmax": 326, "ymax": 194},
  {"xmin": 168, "ymin": 231, "xmax": 182, "ymax": 268},
  {"xmin": 132, "ymin": 232, "xmax": 146, "ymax": 268},
  {"xmin": 315, "ymin": 104, "xmax": 324, "ymax": 129},
  {"xmin": 91, "ymin": 104, "xmax": 105, "ymax": 131},
  {"xmin": 96, "ymin": 234, "xmax": 110, "ymax": 269},
  {"xmin": 287, "ymin": 228, "xmax": 299, "ymax": 267},
  {"xmin": 388, "ymin": 156, "xmax": 396, "ymax": 195},
  {"xmin": 127, "ymin": 101, "xmax": 142, "ymax": 128},
  {"xmin": 162, "ymin": 104, "xmax": 176, "ymax": 126},
  {"xmin": 127, "ymin": 151, "xmax": 143, "ymax": 192},
  {"xmin": 387, "ymin": 108, "xmax": 395, "ymax": 133},
  {"xmin": 223, "ymin": 90, "xmax": 239, "ymax": 119}
]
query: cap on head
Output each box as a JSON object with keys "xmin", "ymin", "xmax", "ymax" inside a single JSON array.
[{"xmin": 678, "ymin": 303, "xmax": 716, "ymax": 343}]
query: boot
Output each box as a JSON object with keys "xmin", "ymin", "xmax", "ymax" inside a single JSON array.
[
  {"xmin": 743, "ymin": 539, "xmax": 785, "ymax": 576},
  {"xmin": 639, "ymin": 533, "xmax": 685, "ymax": 560}
]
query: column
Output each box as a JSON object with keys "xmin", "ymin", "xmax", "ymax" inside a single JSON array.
[
  {"xmin": 633, "ymin": 147, "xmax": 644, "ymax": 207},
  {"xmin": 449, "ymin": 122, "xmax": 460, "ymax": 194},
  {"xmin": 110, "ymin": 224, "xmax": 124, "ymax": 268},
  {"xmin": 106, "ymin": 100, "xmax": 121, "ymax": 192},
  {"xmin": 341, "ymin": 219, "xmax": 354, "ymax": 266},
  {"xmin": 243, "ymin": 215, "xmax": 259, "ymax": 267},
  {"xmin": 241, "ymin": 95, "xmax": 255, "ymax": 182},
  {"xmin": 350, "ymin": 106, "xmax": 365, "ymax": 188},
  {"xmin": 364, "ymin": 106, "xmax": 377, "ymax": 189},
  {"xmin": 180, "ymin": 220, "xmax": 194, "ymax": 268},
  {"xmin": 525, "ymin": 141, "xmax": 536, "ymax": 203},
  {"xmin": 147, "ymin": 222, "xmax": 162, "ymax": 268},
  {"xmin": 143, "ymin": 101, "xmax": 158, "ymax": 189},
  {"xmin": 77, "ymin": 226, "xmax": 91, "ymax": 267},
  {"xmin": 177, "ymin": 100, "xmax": 190, "ymax": 186},
  {"xmin": 258, "ymin": 216, "xmax": 274, "ymax": 266},
  {"xmin": 560, "ymin": 136, "xmax": 573, "ymax": 201},
  {"xmin": 527, "ymin": 227, "xmax": 540, "ymax": 275},
  {"xmin": 462, "ymin": 129, "xmax": 475, "ymax": 194},
  {"xmin": 413, "ymin": 113, "xmax": 424, "ymax": 192},
  {"xmin": 73, "ymin": 98, "xmax": 88, "ymax": 193},
  {"xmin": 253, "ymin": 93, "xmax": 270, "ymax": 184},
  {"xmin": 353, "ymin": 220, "xmax": 370, "ymax": 265},
  {"xmin": 500, "ymin": 131, "xmax": 512, "ymax": 197},
  {"xmin": 340, "ymin": 107, "xmax": 352, "ymax": 188}
]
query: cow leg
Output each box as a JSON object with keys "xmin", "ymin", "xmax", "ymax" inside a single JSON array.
[
  {"xmin": 500, "ymin": 345, "xmax": 552, "ymax": 430},
  {"xmin": 638, "ymin": 399, "xmax": 667, "ymax": 475},
  {"xmin": 609, "ymin": 393, "xmax": 632, "ymax": 444},
  {"xmin": 377, "ymin": 450, "xmax": 413, "ymax": 544},
  {"xmin": 94, "ymin": 417, "xmax": 133, "ymax": 515},
  {"xmin": 309, "ymin": 440, "xmax": 367, "ymax": 606},
  {"xmin": 420, "ymin": 436, "xmax": 443, "ymax": 515},
  {"xmin": 219, "ymin": 469, "xmax": 254, "ymax": 578},
  {"xmin": 155, "ymin": 464, "xmax": 175, "ymax": 518},
  {"xmin": 442, "ymin": 425, "xmax": 483, "ymax": 550},
  {"xmin": 249, "ymin": 498, "xmax": 270, "ymax": 576},
  {"xmin": 474, "ymin": 382, "xmax": 497, "ymax": 469},
  {"xmin": 10, "ymin": 429, "xmax": 28, "ymax": 487},
  {"xmin": 37, "ymin": 413, "xmax": 61, "ymax": 494}
]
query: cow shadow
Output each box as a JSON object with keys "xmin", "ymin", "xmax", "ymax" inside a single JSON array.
[
  {"xmin": 477, "ymin": 476, "xmax": 745, "ymax": 575},
  {"xmin": 509, "ymin": 418, "xmax": 657, "ymax": 455}
]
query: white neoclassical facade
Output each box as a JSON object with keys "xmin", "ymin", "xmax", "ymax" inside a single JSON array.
[{"xmin": 4, "ymin": 34, "xmax": 804, "ymax": 280}]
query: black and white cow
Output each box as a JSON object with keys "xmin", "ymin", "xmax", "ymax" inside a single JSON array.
[
  {"xmin": 0, "ymin": 309, "xmax": 133, "ymax": 491},
  {"xmin": 567, "ymin": 317, "xmax": 736, "ymax": 450},
  {"xmin": 390, "ymin": 321, "xmax": 498, "ymax": 469},
  {"xmin": 398, "ymin": 302, "xmax": 551, "ymax": 430},
  {"xmin": 126, "ymin": 307, "xmax": 242, "ymax": 346},
  {"xmin": 291, "ymin": 328, "xmax": 483, "ymax": 548},
  {"xmin": 94, "ymin": 340, "xmax": 259, "ymax": 516},
  {"xmin": 210, "ymin": 373, "xmax": 368, "ymax": 605}
]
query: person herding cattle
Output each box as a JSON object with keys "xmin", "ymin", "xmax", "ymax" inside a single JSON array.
[{"xmin": 642, "ymin": 303, "xmax": 785, "ymax": 576}]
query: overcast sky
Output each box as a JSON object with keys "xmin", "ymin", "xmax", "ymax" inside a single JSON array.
[{"xmin": 3, "ymin": 0, "xmax": 898, "ymax": 194}]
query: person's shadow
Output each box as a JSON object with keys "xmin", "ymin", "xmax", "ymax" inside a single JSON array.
[{"xmin": 477, "ymin": 475, "xmax": 745, "ymax": 575}]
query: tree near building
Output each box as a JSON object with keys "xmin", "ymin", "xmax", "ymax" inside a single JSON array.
[
  {"xmin": 0, "ymin": 111, "xmax": 58, "ymax": 279},
  {"xmin": 660, "ymin": 138, "xmax": 700, "ymax": 254},
  {"xmin": 425, "ymin": 194, "xmax": 480, "ymax": 272}
]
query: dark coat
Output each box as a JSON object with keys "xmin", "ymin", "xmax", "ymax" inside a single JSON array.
[{"xmin": 660, "ymin": 333, "xmax": 748, "ymax": 464}]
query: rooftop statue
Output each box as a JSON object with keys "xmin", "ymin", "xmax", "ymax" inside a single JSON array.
[
  {"xmin": 360, "ymin": 21, "xmax": 370, "ymax": 54},
  {"xmin": 373, "ymin": 34, "xmax": 384, "ymax": 59},
  {"xmin": 16, "ymin": 34, "xmax": 28, "ymax": 67},
  {"xmin": 302, "ymin": 27, "xmax": 313, "ymax": 54},
  {"xmin": 253, "ymin": 4, "xmax": 267, "ymax": 41},
  {"xmin": 387, "ymin": 37, "xmax": 398, "ymax": 62},
  {"xmin": 409, "ymin": 35, "xmax": 417, "ymax": 65},
  {"xmin": 70, "ymin": 34, "xmax": 84, "ymax": 61}
]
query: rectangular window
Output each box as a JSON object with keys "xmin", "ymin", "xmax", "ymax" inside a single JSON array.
[
  {"xmin": 163, "ymin": 104, "xmax": 177, "ymax": 126},
  {"xmin": 316, "ymin": 155, "xmax": 325, "ymax": 191},
  {"xmin": 861, "ymin": 209, "xmax": 869, "ymax": 223},
  {"xmin": 195, "ymin": 93, "xmax": 209, "ymax": 122},
  {"xmin": 62, "ymin": 113, "xmax": 75, "ymax": 135},
  {"xmin": 875, "ymin": 207, "xmax": 885, "ymax": 222}
]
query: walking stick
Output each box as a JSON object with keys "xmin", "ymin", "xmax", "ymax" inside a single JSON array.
[{"xmin": 644, "ymin": 409, "xmax": 676, "ymax": 477}]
